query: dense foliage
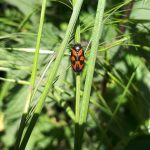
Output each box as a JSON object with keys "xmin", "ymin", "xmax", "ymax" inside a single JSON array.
[{"xmin": 0, "ymin": 0, "xmax": 150, "ymax": 150}]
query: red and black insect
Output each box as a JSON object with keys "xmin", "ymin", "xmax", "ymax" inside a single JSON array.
[{"xmin": 70, "ymin": 43, "xmax": 85, "ymax": 72}]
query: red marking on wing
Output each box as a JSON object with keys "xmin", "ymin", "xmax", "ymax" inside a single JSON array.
[{"xmin": 78, "ymin": 49, "xmax": 83, "ymax": 57}]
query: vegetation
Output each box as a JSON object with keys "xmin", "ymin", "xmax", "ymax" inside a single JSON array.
[{"xmin": 0, "ymin": 0, "xmax": 150, "ymax": 150}]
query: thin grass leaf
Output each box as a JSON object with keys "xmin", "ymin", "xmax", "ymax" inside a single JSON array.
[
  {"xmin": 52, "ymin": 0, "xmax": 72, "ymax": 10},
  {"xmin": 0, "ymin": 77, "xmax": 30, "ymax": 85},
  {"xmin": 72, "ymin": 0, "xmax": 82, "ymax": 149},
  {"xmin": 90, "ymin": 99, "xmax": 112, "ymax": 116},
  {"xmin": 113, "ymin": 68, "xmax": 137, "ymax": 117},
  {"xmin": 17, "ymin": 8, "xmax": 38, "ymax": 31},
  {"xmin": 77, "ymin": 0, "xmax": 106, "ymax": 149},
  {"xmin": 79, "ymin": 0, "xmax": 105, "ymax": 125},
  {"xmin": 15, "ymin": 0, "xmax": 47, "ymax": 149}
]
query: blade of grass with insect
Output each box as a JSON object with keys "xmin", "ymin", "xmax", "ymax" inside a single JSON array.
[
  {"xmin": 77, "ymin": 0, "xmax": 106, "ymax": 149},
  {"xmin": 72, "ymin": 0, "xmax": 82, "ymax": 149},
  {"xmin": 15, "ymin": 0, "xmax": 47, "ymax": 149},
  {"xmin": 72, "ymin": 0, "xmax": 81, "ymax": 123},
  {"xmin": 18, "ymin": 0, "xmax": 84, "ymax": 149}
]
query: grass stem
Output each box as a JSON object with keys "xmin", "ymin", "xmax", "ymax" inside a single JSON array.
[{"xmin": 78, "ymin": 0, "xmax": 106, "ymax": 149}]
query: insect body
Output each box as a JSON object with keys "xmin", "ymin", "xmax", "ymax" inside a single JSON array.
[{"xmin": 71, "ymin": 43, "xmax": 85, "ymax": 72}]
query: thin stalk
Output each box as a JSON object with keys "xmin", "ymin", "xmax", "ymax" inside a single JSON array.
[
  {"xmin": 15, "ymin": 0, "xmax": 47, "ymax": 149},
  {"xmin": 30, "ymin": 0, "xmax": 47, "ymax": 89},
  {"xmin": 75, "ymin": 24, "xmax": 80, "ymax": 43},
  {"xmin": 97, "ymin": 93, "xmax": 111, "ymax": 112},
  {"xmin": 17, "ymin": 8, "xmax": 37, "ymax": 31},
  {"xmin": 0, "ymin": 79, "xmax": 10, "ymax": 102},
  {"xmin": 112, "ymin": 70, "xmax": 136, "ymax": 117},
  {"xmin": 78, "ymin": 0, "xmax": 106, "ymax": 149},
  {"xmin": 19, "ymin": 0, "xmax": 84, "ymax": 149},
  {"xmin": 72, "ymin": 0, "xmax": 81, "ymax": 125},
  {"xmin": 80, "ymin": 0, "xmax": 105, "ymax": 126},
  {"xmin": 90, "ymin": 99, "xmax": 112, "ymax": 116},
  {"xmin": 75, "ymin": 74, "xmax": 80, "ymax": 121},
  {"xmin": 0, "ymin": 77, "xmax": 30, "ymax": 85},
  {"xmin": 72, "ymin": 0, "xmax": 81, "ymax": 149},
  {"xmin": 74, "ymin": 73, "xmax": 81, "ymax": 150},
  {"xmin": 75, "ymin": 28, "xmax": 81, "ymax": 122}
]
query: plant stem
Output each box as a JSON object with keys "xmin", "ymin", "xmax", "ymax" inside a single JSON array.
[
  {"xmin": 78, "ymin": 0, "xmax": 106, "ymax": 149},
  {"xmin": 75, "ymin": 74, "xmax": 80, "ymax": 122},
  {"xmin": 80, "ymin": 0, "xmax": 105, "ymax": 126},
  {"xmin": 15, "ymin": 0, "xmax": 47, "ymax": 149},
  {"xmin": 72, "ymin": 0, "xmax": 81, "ymax": 149}
]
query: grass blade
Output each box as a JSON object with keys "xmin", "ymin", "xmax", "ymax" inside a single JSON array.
[
  {"xmin": 72, "ymin": 0, "xmax": 82, "ymax": 149},
  {"xmin": 78, "ymin": 0, "xmax": 106, "ymax": 149},
  {"xmin": 15, "ymin": 0, "xmax": 47, "ymax": 149}
]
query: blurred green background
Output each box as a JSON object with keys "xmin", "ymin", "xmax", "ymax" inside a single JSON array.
[{"xmin": 0, "ymin": 0, "xmax": 150, "ymax": 150}]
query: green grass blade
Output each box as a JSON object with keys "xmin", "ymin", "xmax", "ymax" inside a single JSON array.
[
  {"xmin": 17, "ymin": 8, "xmax": 38, "ymax": 31},
  {"xmin": 15, "ymin": 0, "xmax": 47, "ymax": 149},
  {"xmin": 30, "ymin": 1, "xmax": 47, "ymax": 89},
  {"xmin": 90, "ymin": 99, "xmax": 112, "ymax": 116},
  {"xmin": 74, "ymin": 73, "xmax": 81, "ymax": 150},
  {"xmin": 79, "ymin": 0, "xmax": 105, "ymax": 125},
  {"xmin": 78, "ymin": 0, "xmax": 106, "ymax": 149},
  {"xmin": 75, "ymin": 74, "xmax": 81, "ymax": 122},
  {"xmin": 113, "ymin": 69, "xmax": 137, "ymax": 117},
  {"xmin": 72, "ymin": 0, "xmax": 81, "ymax": 148},
  {"xmin": 0, "ymin": 77, "xmax": 30, "ymax": 85}
]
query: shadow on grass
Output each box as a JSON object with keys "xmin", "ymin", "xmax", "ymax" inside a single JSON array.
[
  {"xmin": 74, "ymin": 122, "xmax": 85, "ymax": 150},
  {"xmin": 17, "ymin": 113, "xmax": 39, "ymax": 150}
]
